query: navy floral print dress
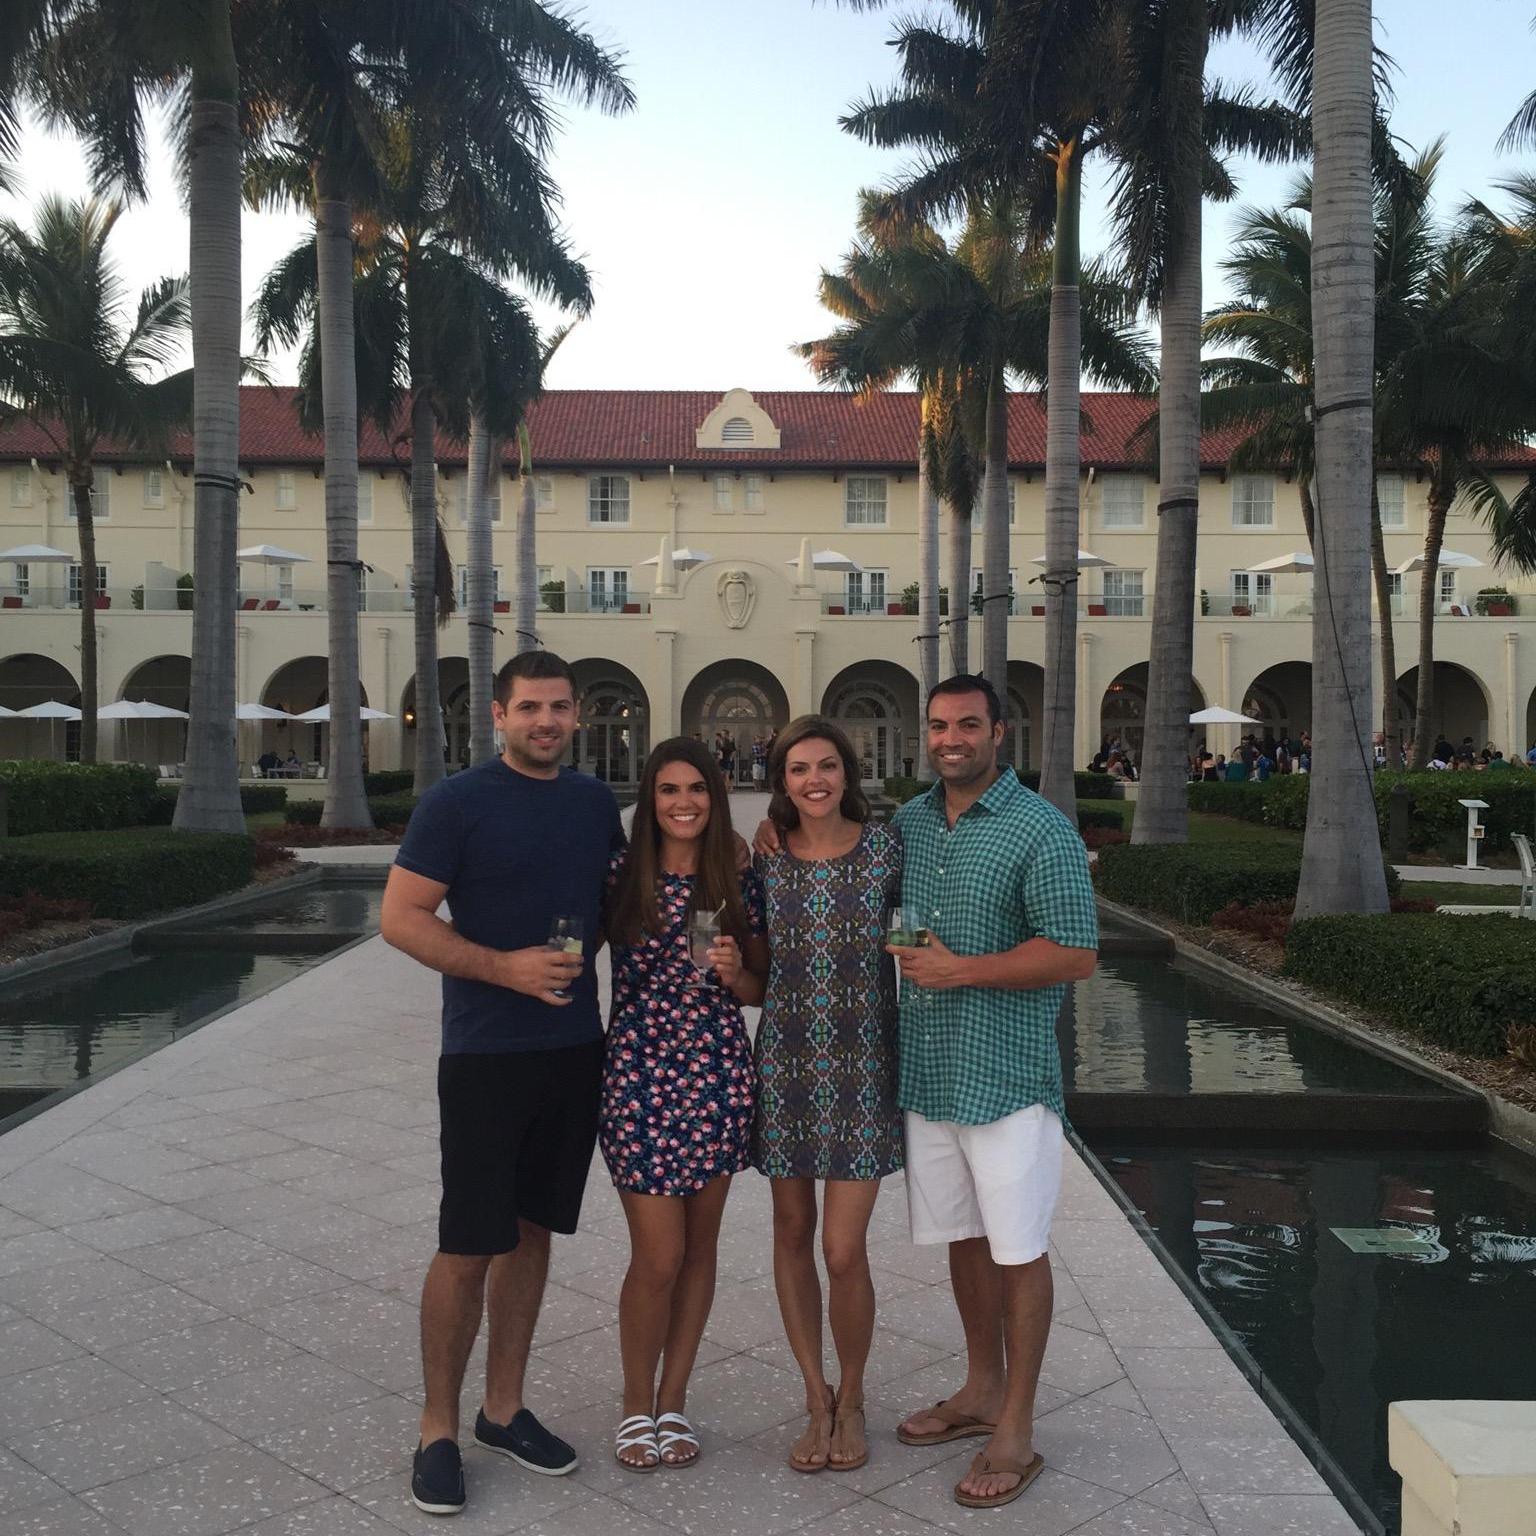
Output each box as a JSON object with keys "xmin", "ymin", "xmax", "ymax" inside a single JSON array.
[{"xmin": 600, "ymin": 856, "xmax": 767, "ymax": 1197}]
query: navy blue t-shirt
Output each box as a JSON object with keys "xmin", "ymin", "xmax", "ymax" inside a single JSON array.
[{"xmin": 394, "ymin": 759, "xmax": 624, "ymax": 1054}]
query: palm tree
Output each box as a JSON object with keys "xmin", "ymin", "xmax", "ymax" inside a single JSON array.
[
  {"xmin": 241, "ymin": 0, "xmax": 630, "ymax": 821},
  {"xmin": 0, "ymin": 195, "xmax": 190, "ymax": 762}
]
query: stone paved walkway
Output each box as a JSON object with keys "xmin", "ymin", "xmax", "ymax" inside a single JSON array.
[{"xmin": 0, "ymin": 794, "xmax": 1361, "ymax": 1536}]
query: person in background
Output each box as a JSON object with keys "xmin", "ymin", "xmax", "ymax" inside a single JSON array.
[{"xmin": 600, "ymin": 738, "xmax": 768, "ymax": 1472}]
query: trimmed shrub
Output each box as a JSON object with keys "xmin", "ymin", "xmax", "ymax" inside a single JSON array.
[
  {"xmin": 882, "ymin": 776, "xmax": 924, "ymax": 806},
  {"xmin": 1081, "ymin": 826, "xmax": 1130, "ymax": 851},
  {"xmin": 0, "ymin": 828, "xmax": 254, "ymax": 918},
  {"xmin": 1259, "ymin": 774, "xmax": 1311, "ymax": 830},
  {"xmin": 147, "ymin": 784, "xmax": 288, "ymax": 823},
  {"xmin": 1019, "ymin": 769, "xmax": 1118, "ymax": 798},
  {"xmin": 1210, "ymin": 898, "xmax": 1292, "ymax": 943},
  {"xmin": 1187, "ymin": 781, "xmax": 1273, "ymax": 822},
  {"xmin": 1078, "ymin": 808, "xmax": 1125, "ymax": 832},
  {"xmin": 363, "ymin": 770, "xmax": 414, "ymax": 796},
  {"xmin": 1094, "ymin": 841, "xmax": 1400, "ymax": 926},
  {"xmin": 0, "ymin": 762, "xmax": 161, "ymax": 836},
  {"xmin": 1283, "ymin": 914, "xmax": 1536, "ymax": 1057},
  {"xmin": 283, "ymin": 791, "xmax": 418, "ymax": 829}
]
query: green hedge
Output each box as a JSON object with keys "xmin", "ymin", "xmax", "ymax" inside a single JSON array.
[
  {"xmin": 0, "ymin": 761, "xmax": 161, "ymax": 836},
  {"xmin": 145, "ymin": 783, "xmax": 289, "ymax": 825},
  {"xmin": 285, "ymin": 791, "xmax": 419, "ymax": 828},
  {"xmin": 0, "ymin": 828, "xmax": 254, "ymax": 918},
  {"xmin": 1077, "ymin": 808, "xmax": 1125, "ymax": 832},
  {"xmin": 1284, "ymin": 914, "xmax": 1536, "ymax": 1056},
  {"xmin": 1251, "ymin": 771, "xmax": 1536, "ymax": 851},
  {"xmin": 1094, "ymin": 841, "xmax": 1400, "ymax": 925},
  {"xmin": 1020, "ymin": 769, "xmax": 1119, "ymax": 798},
  {"xmin": 363, "ymin": 770, "xmax": 414, "ymax": 795},
  {"xmin": 1187, "ymin": 781, "xmax": 1274, "ymax": 822}
]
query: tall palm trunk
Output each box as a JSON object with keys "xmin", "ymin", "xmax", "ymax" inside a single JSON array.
[
  {"xmin": 72, "ymin": 477, "xmax": 98, "ymax": 763},
  {"xmin": 466, "ymin": 413, "xmax": 496, "ymax": 764},
  {"xmin": 1409, "ymin": 466, "xmax": 1453, "ymax": 768},
  {"xmin": 946, "ymin": 498, "xmax": 970, "ymax": 673},
  {"xmin": 409, "ymin": 377, "xmax": 445, "ymax": 793},
  {"xmin": 1038, "ymin": 139, "xmax": 1084, "ymax": 821},
  {"xmin": 515, "ymin": 422, "xmax": 537, "ymax": 655},
  {"xmin": 916, "ymin": 405, "xmax": 940, "ymax": 700},
  {"xmin": 1134, "ymin": 84, "xmax": 1205, "ymax": 846},
  {"xmin": 174, "ymin": 0, "xmax": 244, "ymax": 834},
  {"xmin": 1369, "ymin": 478, "xmax": 1401, "ymax": 766},
  {"xmin": 315, "ymin": 158, "xmax": 370, "ymax": 828},
  {"xmin": 981, "ymin": 362, "xmax": 1010, "ymax": 721},
  {"xmin": 1296, "ymin": 0, "xmax": 1387, "ymax": 918}
]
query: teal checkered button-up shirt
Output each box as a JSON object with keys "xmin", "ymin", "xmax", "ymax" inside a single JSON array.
[{"xmin": 892, "ymin": 769, "xmax": 1098, "ymax": 1126}]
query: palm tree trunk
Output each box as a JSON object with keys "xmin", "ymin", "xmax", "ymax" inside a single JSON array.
[
  {"xmin": 410, "ymin": 383, "xmax": 445, "ymax": 793},
  {"xmin": 916, "ymin": 405, "xmax": 940, "ymax": 701},
  {"xmin": 1410, "ymin": 468, "xmax": 1452, "ymax": 769},
  {"xmin": 173, "ymin": 0, "xmax": 244, "ymax": 834},
  {"xmin": 72, "ymin": 478, "xmax": 98, "ymax": 764},
  {"xmin": 515, "ymin": 422, "xmax": 538, "ymax": 655},
  {"xmin": 1295, "ymin": 0, "xmax": 1387, "ymax": 918},
  {"xmin": 981, "ymin": 361, "xmax": 1010, "ymax": 725},
  {"xmin": 1038, "ymin": 139, "xmax": 1084, "ymax": 822},
  {"xmin": 466, "ymin": 413, "xmax": 496, "ymax": 764},
  {"xmin": 1134, "ymin": 80, "xmax": 1205, "ymax": 847},
  {"xmin": 1369, "ymin": 477, "xmax": 1401, "ymax": 767},
  {"xmin": 947, "ymin": 498, "xmax": 970, "ymax": 673},
  {"xmin": 314, "ymin": 158, "xmax": 370, "ymax": 829}
]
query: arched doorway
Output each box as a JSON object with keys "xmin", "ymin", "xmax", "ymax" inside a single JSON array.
[
  {"xmin": 118, "ymin": 655, "xmax": 191, "ymax": 767},
  {"xmin": 1396, "ymin": 662, "xmax": 1493, "ymax": 754},
  {"xmin": 261, "ymin": 656, "xmax": 330, "ymax": 765},
  {"xmin": 1006, "ymin": 661, "xmax": 1046, "ymax": 774},
  {"xmin": 681, "ymin": 660, "xmax": 791, "ymax": 787},
  {"xmin": 0, "ymin": 653, "xmax": 80, "ymax": 760},
  {"xmin": 1099, "ymin": 663, "xmax": 1206, "ymax": 764},
  {"xmin": 572, "ymin": 659, "xmax": 650, "ymax": 788},
  {"xmin": 401, "ymin": 659, "xmax": 470, "ymax": 771},
  {"xmin": 1241, "ymin": 662, "xmax": 1312, "ymax": 746},
  {"xmin": 822, "ymin": 661, "xmax": 920, "ymax": 784}
]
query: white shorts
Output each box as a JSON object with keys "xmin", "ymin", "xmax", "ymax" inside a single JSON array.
[{"xmin": 904, "ymin": 1105, "xmax": 1064, "ymax": 1266}]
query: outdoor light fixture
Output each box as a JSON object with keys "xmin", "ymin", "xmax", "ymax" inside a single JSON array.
[{"xmin": 403, "ymin": 708, "xmax": 417, "ymax": 729}]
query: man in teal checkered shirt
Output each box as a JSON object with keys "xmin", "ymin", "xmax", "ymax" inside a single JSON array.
[{"xmin": 887, "ymin": 674, "xmax": 1097, "ymax": 1511}]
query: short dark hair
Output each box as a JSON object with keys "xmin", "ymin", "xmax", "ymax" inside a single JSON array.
[
  {"xmin": 926, "ymin": 673, "xmax": 1002, "ymax": 728},
  {"xmin": 494, "ymin": 650, "xmax": 575, "ymax": 708},
  {"xmin": 767, "ymin": 716, "xmax": 871, "ymax": 832}
]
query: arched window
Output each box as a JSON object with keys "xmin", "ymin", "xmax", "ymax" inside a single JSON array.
[{"xmin": 720, "ymin": 417, "xmax": 754, "ymax": 446}]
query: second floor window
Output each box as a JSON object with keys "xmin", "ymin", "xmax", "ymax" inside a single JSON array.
[
  {"xmin": 143, "ymin": 468, "xmax": 164, "ymax": 507},
  {"xmin": 356, "ymin": 474, "xmax": 373, "ymax": 522},
  {"xmin": 456, "ymin": 565, "xmax": 503, "ymax": 604},
  {"xmin": 1439, "ymin": 569, "xmax": 1457, "ymax": 611},
  {"xmin": 68, "ymin": 563, "xmax": 109, "ymax": 606},
  {"xmin": 535, "ymin": 475, "xmax": 553, "ymax": 511},
  {"xmin": 589, "ymin": 474, "xmax": 630, "ymax": 523},
  {"xmin": 588, "ymin": 566, "xmax": 629, "ymax": 611},
  {"xmin": 1231, "ymin": 475, "xmax": 1274, "ymax": 528},
  {"xmin": 69, "ymin": 477, "xmax": 109, "ymax": 518},
  {"xmin": 9, "ymin": 466, "xmax": 31, "ymax": 506},
  {"xmin": 845, "ymin": 569, "xmax": 888, "ymax": 613},
  {"xmin": 1101, "ymin": 568, "xmax": 1145, "ymax": 616},
  {"xmin": 1230, "ymin": 570, "xmax": 1273, "ymax": 613},
  {"xmin": 845, "ymin": 475, "xmax": 887, "ymax": 525},
  {"xmin": 714, "ymin": 475, "xmax": 733, "ymax": 512},
  {"xmin": 1100, "ymin": 475, "xmax": 1145, "ymax": 528},
  {"xmin": 744, "ymin": 474, "xmax": 764, "ymax": 512},
  {"xmin": 276, "ymin": 471, "xmax": 296, "ymax": 510},
  {"xmin": 276, "ymin": 564, "xmax": 294, "ymax": 603},
  {"xmin": 1376, "ymin": 474, "xmax": 1406, "ymax": 528}
]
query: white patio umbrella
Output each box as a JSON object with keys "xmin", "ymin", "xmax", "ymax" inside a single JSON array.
[
  {"xmin": 784, "ymin": 548, "xmax": 864, "ymax": 574},
  {"xmin": 18, "ymin": 698, "xmax": 83, "ymax": 758},
  {"xmin": 0, "ymin": 543, "xmax": 73, "ymax": 606},
  {"xmin": 640, "ymin": 548, "xmax": 712, "ymax": 571},
  {"xmin": 235, "ymin": 702, "xmax": 294, "ymax": 772},
  {"xmin": 236, "ymin": 544, "xmax": 312, "ymax": 605},
  {"xmin": 1189, "ymin": 706, "xmax": 1262, "ymax": 726},
  {"xmin": 290, "ymin": 704, "xmax": 394, "ymax": 722},
  {"xmin": 1028, "ymin": 549, "xmax": 1111, "ymax": 568},
  {"xmin": 1246, "ymin": 551, "xmax": 1315, "ymax": 573},
  {"xmin": 99, "ymin": 699, "xmax": 189, "ymax": 764},
  {"xmin": 1393, "ymin": 550, "xmax": 1484, "ymax": 575}
]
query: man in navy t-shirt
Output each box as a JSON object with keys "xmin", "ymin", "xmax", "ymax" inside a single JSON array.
[{"xmin": 383, "ymin": 650, "xmax": 623, "ymax": 1515}]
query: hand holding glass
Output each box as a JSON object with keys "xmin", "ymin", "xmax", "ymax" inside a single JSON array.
[
  {"xmin": 547, "ymin": 916, "xmax": 584, "ymax": 999},
  {"xmin": 887, "ymin": 906, "xmax": 930, "ymax": 948},
  {"xmin": 688, "ymin": 915, "xmax": 721, "ymax": 986}
]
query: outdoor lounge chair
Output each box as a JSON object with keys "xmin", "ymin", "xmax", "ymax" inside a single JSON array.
[
  {"xmin": 240, "ymin": 597, "xmax": 260, "ymax": 611},
  {"xmin": 1514, "ymin": 833, "xmax": 1535, "ymax": 920}
]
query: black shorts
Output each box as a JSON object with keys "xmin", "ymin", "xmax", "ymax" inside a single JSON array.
[{"xmin": 436, "ymin": 1039, "xmax": 602, "ymax": 1256}]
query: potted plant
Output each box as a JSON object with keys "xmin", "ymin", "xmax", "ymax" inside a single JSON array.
[
  {"xmin": 539, "ymin": 578, "xmax": 565, "ymax": 614},
  {"xmin": 1475, "ymin": 586, "xmax": 1516, "ymax": 616}
]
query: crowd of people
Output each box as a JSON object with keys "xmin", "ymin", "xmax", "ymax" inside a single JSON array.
[
  {"xmin": 1411, "ymin": 735, "xmax": 1536, "ymax": 772},
  {"xmin": 709, "ymin": 728, "xmax": 778, "ymax": 790},
  {"xmin": 1190, "ymin": 731, "xmax": 1311, "ymax": 783},
  {"xmin": 382, "ymin": 652, "xmax": 1096, "ymax": 1519}
]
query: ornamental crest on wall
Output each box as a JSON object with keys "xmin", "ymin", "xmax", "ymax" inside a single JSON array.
[{"xmin": 717, "ymin": 569, "xmax": 756, "ymax": 629}]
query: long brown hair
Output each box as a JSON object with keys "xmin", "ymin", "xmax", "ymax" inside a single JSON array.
[
  {"xmin": 607, "ymin": 736, "xmax": 749, "ymax": 946},
  {"xmin": 767, "ymin": 715, "xmax": 870, "ymax": 833}
]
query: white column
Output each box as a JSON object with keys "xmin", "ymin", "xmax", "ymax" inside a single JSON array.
[
  {"xmin": 652, "ymin": 628, "xmax": 677, "ymax": 737},
  {"xmin": 1218, "ymin": 629, "xmax": 1236, "ymax": 757},
  {"xmin": 1503, "ymin": 631, "xmax": 1518, "ymax": 757},
  {"xmin": 1075, "ymin": 630, "xmax": 1095, "ymax": 766},
  {"xmin": 793, "ymin": 628, "xmax": 816, "ymax": 717},
  {"xmin": 1389, "ymin": 1400, "xmax": 1536, "ymax": 1536}
]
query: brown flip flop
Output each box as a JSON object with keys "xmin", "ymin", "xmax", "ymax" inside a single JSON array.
[
  {"xmin": 895, "ymin": 1398, "xmax": 999, "ymax": 1447},
  {"xmin": 953, "ymin": 1450, "xmax": 1045, "ymax": 1509},
  {"xmin": 827, "ymin": 1400, "xmax": 868, "ymax": 1472}
]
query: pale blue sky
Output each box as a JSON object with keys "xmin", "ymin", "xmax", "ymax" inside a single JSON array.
[{"xmin": 4, "ymin": 0, "xmax": 1534, "ymax": 389}]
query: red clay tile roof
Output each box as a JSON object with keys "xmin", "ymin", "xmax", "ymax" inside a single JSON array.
[{"xmin": 2, "ymin": 385, "xmax": 1534, "ymax": 472}]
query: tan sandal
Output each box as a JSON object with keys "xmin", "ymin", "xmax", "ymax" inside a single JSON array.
[
  {"xmin": 788, "ymin": 1387, "xmax": 834, "ymax": 1473},
  {"xmin": 827, "ymin": 1398, "xmax": 868, "ymax": 1472},
  {"xmin": 895, "ymin": 1398, "xmax": 999, "ymax": 1447},
  {"xmin": 953, "ymin": 1450, "xmax": 1045, "ymax": 1509}
]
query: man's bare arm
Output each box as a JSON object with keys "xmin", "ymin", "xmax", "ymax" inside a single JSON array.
[{"xmin": 380, "ymin": 865, "xmax": 579, "ymax": 1006}]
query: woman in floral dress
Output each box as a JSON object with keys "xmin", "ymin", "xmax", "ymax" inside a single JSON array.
[
  {"xmin": 601, "ymin": 737, "xmax": 767, "ymax": 1473},
  {"xmin": 753, "ymin": 716, "xmax": 902, "ymax": 1475}
]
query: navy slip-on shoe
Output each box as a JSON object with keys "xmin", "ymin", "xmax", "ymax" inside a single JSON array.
[
  {"xmin": 474, "ymin": 1407, "xmax": 578, "ymax": 1476},
  {"xmin": 411, "ymin": 1438, "xmax": 466, "ymax": 1516}
]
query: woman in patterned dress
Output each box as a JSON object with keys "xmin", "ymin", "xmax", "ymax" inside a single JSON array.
[
  {"xmin": 601, "ymin": 737, "xmax": 767, "ymax": 1472},
  {"xmin": 754, "ymin": 717, "xmax": 903, "ymax": 1475}
]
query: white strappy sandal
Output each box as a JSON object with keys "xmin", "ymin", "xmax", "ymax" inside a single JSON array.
[
  {"xmin": 655, "ymin": 1411, "xmax": 700, "ymax": 1468},
  {"xmin": 614, "ymin": 1414, "xmax": 659, "ymax": 1472}
]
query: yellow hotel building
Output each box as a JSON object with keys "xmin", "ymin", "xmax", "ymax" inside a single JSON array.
[{"xmin": 2, "ymin": 385, "xmax": 1534, "ymax": 786}]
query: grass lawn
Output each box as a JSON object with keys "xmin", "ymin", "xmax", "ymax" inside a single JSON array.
[
  {"xmin": 246, "ymin": 810, "xmax": 288, "ymax": 831},
  {"xmin": 1398, "ymin": 881, "xmax": 1518, "ymax": 907},
  {"xmin": 1079, "ymin": 800, "xmax": 1304, "ymax": 848}
]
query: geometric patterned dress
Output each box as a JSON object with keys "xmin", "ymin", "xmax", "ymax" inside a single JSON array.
[{"xmin": 752, "ymin": 821, "xmax": 905, "ymax": 1181}]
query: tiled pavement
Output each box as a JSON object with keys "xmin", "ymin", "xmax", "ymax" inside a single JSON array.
[{"xmin": 0, "ymin": 798, "xmax": 1361, "ymax": 1536}]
